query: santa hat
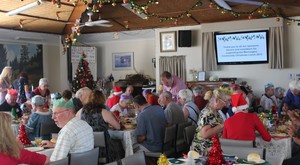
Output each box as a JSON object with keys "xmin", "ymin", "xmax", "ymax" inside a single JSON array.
[
  {"xmin": 113, "ymin": 86, "xmax": 123, "ymax": 95},
  {"xmin": 231, "ymin": 93, "xmax": 249, "ymax": 113}
]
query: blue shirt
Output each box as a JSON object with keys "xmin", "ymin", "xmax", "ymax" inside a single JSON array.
[
  {"xmin": 135, "ymin": 105, "xmax": 167, "ymax": 152},
  {"xmin": 284, "ymin": 89, "xmax": 300, "ymax": 110}
]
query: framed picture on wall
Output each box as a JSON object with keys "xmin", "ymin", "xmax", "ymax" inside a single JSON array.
[
  {"xmin": 160, "ymin": 31, "xmax": 177, "ymax": 52},
  {"xmin": 112, "ymin": 52, "xmax": 134, "ymax": 70}
]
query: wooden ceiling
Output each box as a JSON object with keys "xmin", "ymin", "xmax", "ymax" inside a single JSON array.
[{"xmin": 1, "ymin": 0, "xmax": 300, "ymax": 35}]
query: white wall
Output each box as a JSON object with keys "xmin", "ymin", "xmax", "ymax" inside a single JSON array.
[{"xmin": 155, "ymin": 17, "xmax": 300, "ymax": 97}]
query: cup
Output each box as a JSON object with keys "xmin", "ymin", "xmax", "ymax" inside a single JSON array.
[{"xmin": 34, "ymin": 137, "xmax": 42, "ymax": 146}]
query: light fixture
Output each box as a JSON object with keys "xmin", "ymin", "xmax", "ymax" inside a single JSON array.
[
  {"xmin": 6, "ymin": 0, "xmax": 45, "ymax": 16},
  {"xmin": 214, "ymin": 0, "xmax": 232, "ymax": 10}
]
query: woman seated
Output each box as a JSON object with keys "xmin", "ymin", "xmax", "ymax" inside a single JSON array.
[
  {"xmin": 142, "ymin": 89, "xmax": 159, "ymax": 105},
  {"xmin": 192, "ymin": 86, "xmax": 208, "ymax": 111},
  {"xmin": 25, "ymin": 95, "xmax": 53, "ymax": 141},
  {"xmin": 31, "ymin": 78, "xmax": 51, "ymax": 107},
  {"xmin": 110, "ymin": 94, "xmax": 133, "ymax": 117},
  {"xmin": 222, "ymin": 93, "xmax": 271, "ymax": 142},
  {"xmin": 191, "ymin": 89, "xmax": 229, "ymax": 156},
  {"xmin": 178, "ymin": 89, "xmax": 200, "ymax": 125},
  {"xmin": 0, "ymin": 112, "xmax": 49, "ymax": 164},
  {"xmin": 81, "ymin": 90, "xmax": 122, "ymax": 162}
]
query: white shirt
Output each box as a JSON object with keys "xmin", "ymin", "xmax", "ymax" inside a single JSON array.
[
  {"xmin": 260, "ymin": 94, "xmax": 278, "ymax": 111},
  {"xmin": 50, "ymin": 117, "xmax": 94, "ymax": 161},
  {"xmin": 110, "ymin": 104, "xmax": 128, "ymax": 116}
]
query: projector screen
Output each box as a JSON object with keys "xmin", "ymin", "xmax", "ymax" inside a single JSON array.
[{"xmin": 214, "ymin": 30, "xmax": 269, "ymax": 65}]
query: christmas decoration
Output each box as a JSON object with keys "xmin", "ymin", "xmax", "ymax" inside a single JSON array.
[
  {"xmin": 18, "ymin": 124, "xmax": 32, "ymax": 146},
  {"xmin": 157, "ymin": 154, "xmax": 168, "ymax": 165},
  {"xmin": 72, "ymin": 52, "xmax": 96, "ymax": 93},
  {"xmin": 206, "ymin": 135, "xmax": 225, "ymax": 165}
]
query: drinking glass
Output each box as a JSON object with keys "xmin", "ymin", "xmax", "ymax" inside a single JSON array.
[{"xmin": 34, "ymin": 137, "xmax": 42, "ymax": 146}]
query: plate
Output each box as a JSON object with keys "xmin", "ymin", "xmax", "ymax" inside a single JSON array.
[{"xmin": 25, "ymin": 147, "xmax": 44, "ymax": 152}]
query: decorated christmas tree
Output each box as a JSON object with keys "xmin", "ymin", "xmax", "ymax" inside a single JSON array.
[
  {"xmin": 72, "ymin": 51, "xmax": 96, "ymax": 93},
  {"xmin": 157, "ymin": 154, "xmax": 168, "ymax": 165},
  {"xmin": 206, "ymin": 135, "xmax": 225, "ymax": 165},
  {"xmin": 18, "ymin": 124, "xmax": 31, "ymax": 146}
]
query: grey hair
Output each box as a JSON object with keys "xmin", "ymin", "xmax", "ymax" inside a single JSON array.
[
  {"xmin": 39, "ymin": 78, "xmax": 49, "ymax": 86},
  {"xmin": 289, "ymin": 80, "xmax": 300, "ymax": 91},
  {"xmin": 161, "ymin": 91, "xmax": 173, "ymax": 100},
  {"xmin": 274, "ymin": 87, "xmax": 286, "ymax": 97},
  {"xmin": 75, "ymin": 87, "xmax": 92, "ymax": 99},
  {"xmin": 192, "ymin": 86, "xmax": 203, "ymax": 95},
  {"xmin": 178, "ymin": 89, "xmax": 193, "ymax": 102}
]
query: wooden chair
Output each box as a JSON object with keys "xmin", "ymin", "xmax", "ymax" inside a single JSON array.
[
  {"xmin": 39, "ymin": 122, "xmax": 60, "ymax": 139},
  {"xmin": 183, "ymin": 125, "xmax": 196, "ymax": 146},
  {"xmin": 121, "ymin": 151, "xmax": 146, "ymax": 165},
  {"xmin": 220, "ymin": 138, "xmax": 255, "ymax": 148},
  {"xmin": 145, "ymin": 124, "xmax": 177, "ymax": 157},
  {"xmin": 48, "ymin": 157, "xmax": 69, "ymax": 165},
  {"xmin": 222, "ymin": 146, "xmax": 266, "ymax": 160},
  {"xmin": 93, "ymin": 132, "xmax": 108, "ymax": 164},
  {"xmin": 69, "ymin": 147, "xmax": 99, "ymax": 165},
  {"xmin": 175, "ymin": 121, "xmax": 192, "ymax": 153}
]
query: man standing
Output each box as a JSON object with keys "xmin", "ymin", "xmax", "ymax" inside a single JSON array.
[
  {"xmin": 133, "ymin": 95, "xmax": 167, "ymax": 152},
  {"xmin": 41, "ymin": 98, "xmax": 94, "ymax": 161},
  {"xmin": 158, "ymin": 91, "xmax": 185, "ymax": 126},
  {"xmin": 160, "ymin": 71, "xmax": 187, "ymax": 102}
]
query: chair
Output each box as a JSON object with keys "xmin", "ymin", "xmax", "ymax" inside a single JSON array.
[
  {"xmin": 222, "ymin": 146, "xmax": 266, "ymax": 160},
  {"xmin": 69, "ymin": 147, "xmax": 99, "ymax": 165},
  {"xmin": 39, "ymin": 122, "xmax": 60, "ymax": 138},
  {"xmin": 93, "ymin": 132, "xmax": 108, "ymax": 164},
  {"xmin": 105, "ymin": 160, "xmax": 119, "ymax": 165},
  {"xmin": 183, "ymin": 125, "xmax": 196, "ymax": 146},
  {"xmin": 175, "ymin": 121, "xmax": 192, "ymax": 153},
  {"xmin": 220, "ymin": 138, "xmax": 255, "ymax": 147},
  {"xmin": 145, "ymin": 124, "xmax": 177, "ymax": 157},
  {"xmin": 48, "ymin": 157, "xmax": 69, "ymax": 165},
  {"xmin": 121, "ymin": 151, "xmax": 146, "ymax": 165}
]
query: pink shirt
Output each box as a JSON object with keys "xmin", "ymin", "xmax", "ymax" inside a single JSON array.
[{"xmin": 163, "ymin": 75, "xmax": 187, "ymax": 102}]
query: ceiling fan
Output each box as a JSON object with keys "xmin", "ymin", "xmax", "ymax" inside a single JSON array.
[{"xmin": 214, "ymin": 0, "xmax": 263, "ymax": 10}]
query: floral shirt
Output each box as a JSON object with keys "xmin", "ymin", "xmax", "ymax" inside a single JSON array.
[{"xmin": 191, "ymin": 106, "xmax": 223, "ymax": 156}]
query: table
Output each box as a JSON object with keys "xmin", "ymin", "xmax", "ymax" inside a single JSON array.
[
  {"xmin": 38, "ymin": 148, "xmax": 54, "ymax": 157},
  {"xmin": 256, "ymin": 136, "xmax": 292, "ymax": 165},
  {"xmin": 108, "ymin": 129, "xmax": 136, "ymax": 156},
  {"xmin": 168, "ymin": 157, "xmax": 271, "ymax": 165}
]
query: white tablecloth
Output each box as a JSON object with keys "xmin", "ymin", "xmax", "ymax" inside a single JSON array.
[
  {"xmin": 108, "ymin": 129, "xmax": 136, "ymax": 156},
  {"xmin": 256, "ymin": 136, "xmax": 292, "ymax": 165}
]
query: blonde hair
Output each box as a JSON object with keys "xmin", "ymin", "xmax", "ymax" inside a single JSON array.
[
  {"xmin": 204, "ymin": 89, "xmax": 228, "ymax": 103},
  {"xmin": 0, "ymin": 66, "xmax": 12, "ymax": 84},
  {"xmin": 0, "ymin": 112, "xmax": 20, "ymax": 159}
]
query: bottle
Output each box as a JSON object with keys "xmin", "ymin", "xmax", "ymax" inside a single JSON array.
[{"xmin": 11, "ymin": 108, "xmax": 17, "ymax": 120}]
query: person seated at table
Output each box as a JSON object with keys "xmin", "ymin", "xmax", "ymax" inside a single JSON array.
[
  {"xmin": 81, "ymin": 90, "xmax": 122, "ymax": 162},
  {"xmin": 142, "ymin": 89, "xmax": 159, "ymax": 105},
  {"xmin": 133, "ymin": 95, "xmax": 167, "ymax": 153},
  {"xmin": 158, "ymin": 91, "xmax": 185, "ymax": 126},
  {"xmin": 62, "ymin": 89, "xmax": 72, "ymax": 102},
  {"xmin": 190, "ymin": 89, "xmax": 229, "ymax": 156},
  {"xmin": 74, "ymin": 87, "xmax": 92, "ymax": 118},
  {"xmin": 222, "ymin": 93, "xmax": 271, "ymax": 142},
  {"xmin": 283, "ymin": 111, "xmax": 300, "ymax": 164},
  {"xmin": 274, "ymin": 87, "xmax": 286, "ymax": 116},
  {"xmin": 283, "ymin": 79, "xmax": 300, "ymax": 112},
  {"xmin": 178, "ymin": 89, "xmax": 200, "ymax": 125},
  {"xmin": 41, "ymin": 98, "xmax": 94, "ymax": 161},
  {"xmin": 0, "ymin": 89, "xmax": 22, "ymax": 118},
  {"xmin": 25, "ymin": 95, "xmax": 53, "ymax": 141},
  {"xmin": 110, "ymin": 93, "xmax": 133, "ymax": 117},
  {"xmin": 260, "ymin": 82, "xmax": 277, "ymax": 111},
  {"xmin": 31, "ymin": 78, "xmax": 51, "ymax": 107},
  {"xmin": 192, "ymin": 86, "xmax": 208, "ymax": 111},
  {"xmin": 125, "ymin": 85, "xmax": 134, "ymax": 99},
  {"xmin": 107, "ymin": 86, "xmax": 123, "ymax": 109},
  {"xmin": 0, "ymin": 112, "xmax": 50, "ymax": 164}
]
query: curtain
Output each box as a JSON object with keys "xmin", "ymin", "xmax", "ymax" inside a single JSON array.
[
  {"xmin": 269, "ymin": 26, "xmax": 284, "ymax": 69},
  {"xmin": 201, "ymin": 32, "xmax": 217, "ymax": 71},
  {"xmin": 159, "ymin": 56, "xmax": 186, "ymax": 81}
]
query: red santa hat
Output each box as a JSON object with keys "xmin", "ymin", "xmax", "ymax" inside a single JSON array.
[
  {"xmin": 231, "ymin": 93, "xmax": 249, "ymax": 113},
  {"xmin": 113, "ymin": 86, "xmax": 123, "ymax": 95}
]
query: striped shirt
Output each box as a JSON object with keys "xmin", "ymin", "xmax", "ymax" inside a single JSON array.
[{"xmin": 50, "ymin": 117, "xmax": 94, "ymax": 161}]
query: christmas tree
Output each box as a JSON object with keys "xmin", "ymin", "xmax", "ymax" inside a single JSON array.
[
  {"xmin": 72, "ymin": 51, "xmax": 96, "ymax": 93},
  {"xmin": 18, "ymin": 124, "xmax": 32, "ymax": 146},
  {"xmin": 206, "ymin": 135, "xmax": 225, "ymax": 165}
]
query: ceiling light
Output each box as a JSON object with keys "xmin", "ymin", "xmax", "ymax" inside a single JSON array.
[
  {"xmin": 214, "ymin": 0, "xmax": 232, "ymax": 10},
  {"xmin": 121, "ymin": 3, "xmax": 147, "ymax": 19},
  {"xmin": 6, "ymin": 0, "xmax": 45, "ymax": 16}
]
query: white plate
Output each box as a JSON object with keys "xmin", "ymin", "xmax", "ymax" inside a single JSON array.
[
  {"xmin": 25, "ymin": 147, "xmax": 44, "ymax": 152},
  {"xmin": 242, "ymin": 159, "xmax": 265, "ymax": 164}
]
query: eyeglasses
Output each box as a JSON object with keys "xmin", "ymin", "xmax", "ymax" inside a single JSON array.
[{"xmin": 52, "ymin": 109, "xmax": 69, "ymax": 116}]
